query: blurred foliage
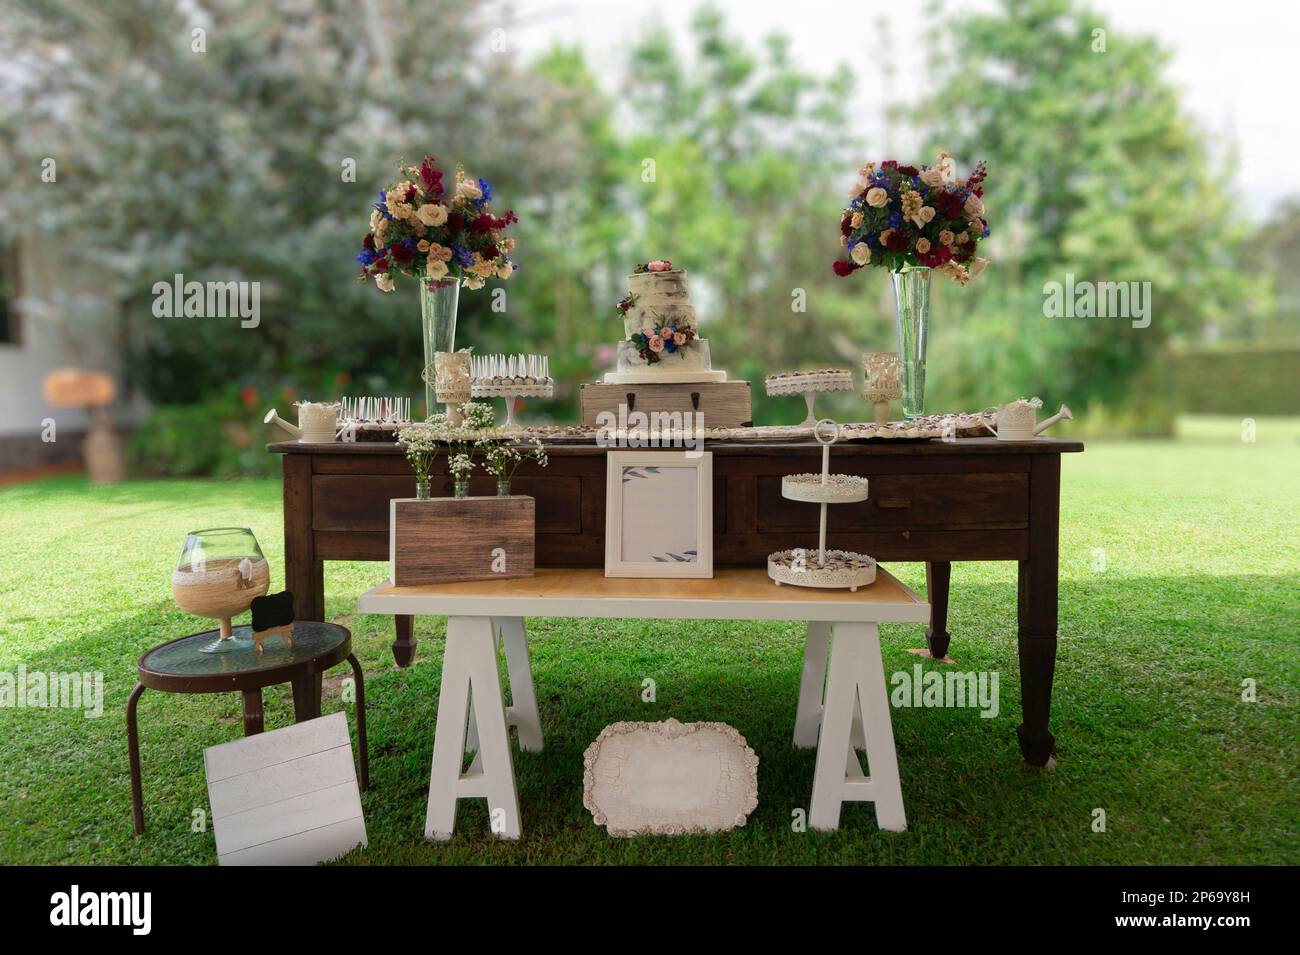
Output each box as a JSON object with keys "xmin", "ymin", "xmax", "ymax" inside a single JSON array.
[
  {"xmin": 126, "ymin": 386, "xmax": 280, "ymax": 477},
  {"xmin": 916, "ymin": 0, "xmax": 1260, "ymax": 412},
  {"xmin": 1, "ymin": 0, "xmax": 1291, "ymax": 474}
]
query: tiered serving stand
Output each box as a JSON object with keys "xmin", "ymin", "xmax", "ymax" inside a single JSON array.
[
  {"xmin": 767, "ymin": 419, "xmax": 877, "ymax": 592},
  {"xmin": 765, "ymin": 369, "xmax": 855, "ymax": 427},
  {"xmin": 470, "ymin": 354, "xmax": 554, "ymax": 428}
]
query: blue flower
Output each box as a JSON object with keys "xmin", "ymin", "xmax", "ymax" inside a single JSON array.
[
  {"xmin": 866, "ymin": 234, "xmax": 881, "ymax": 248},
  {"xmin": 452, "ymin": 245, "xmax": 473, "ymax": 268},
  {"xmin": 355, "ymin": 247, "xmax": 379, "ymax": 267},
  {"xmin": 478, "ymin": 178, "xmax": 493, "ymax": 203},
  {"xmin": 981, "ymin": 224, "xmax": 991, "ymax": 238},
  {"xmin": 888, "ymin": 211, "xmax": 903, "ymax": 229}
]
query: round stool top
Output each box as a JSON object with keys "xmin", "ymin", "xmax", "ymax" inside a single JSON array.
[{"xmin": 137, "ymin": 622, "xmax": 351, "ymax": 693}]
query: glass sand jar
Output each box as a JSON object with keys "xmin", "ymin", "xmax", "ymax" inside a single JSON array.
[{"xmin": 171, "ymin": 527, "xmax": 270, "ymax": 653}]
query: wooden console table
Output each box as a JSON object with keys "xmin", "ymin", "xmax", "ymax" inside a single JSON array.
[{"xmin": 268, "ymin": 436, "xmax": 1083, "ymax": 765}]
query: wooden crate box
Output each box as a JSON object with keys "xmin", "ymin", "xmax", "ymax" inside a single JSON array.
[
  {"xmin": 390, "ymin": 496, "xmax": 535, "ymax": 585},
  {"xmin": 580, "ymin": 381, "xmax": 752, "ymax": 429}
]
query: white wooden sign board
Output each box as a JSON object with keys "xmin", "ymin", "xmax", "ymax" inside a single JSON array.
[{"xmin": 204, "ymin": 711, "xmax": 367, "ymax": 866}]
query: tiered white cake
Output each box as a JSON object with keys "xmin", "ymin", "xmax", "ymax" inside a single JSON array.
[{"xmin": 604, "ymin": 267, "xmax": 728, "ymax": 384}]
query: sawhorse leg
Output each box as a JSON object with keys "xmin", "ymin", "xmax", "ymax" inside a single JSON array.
[
  {"xmin": 425, "ymin": 616, "xmax": 521, "ymax": 841},
  {"xmin": 464, "ymin": 616, "xmax": 543, "ymax": 757},
  {"xmin": 808, "ymin": 622, "xmax": 906, "ymax": 832},
  {"xmin": 794, "ymin": 621, "xmax": 865, "ymax": 750}
]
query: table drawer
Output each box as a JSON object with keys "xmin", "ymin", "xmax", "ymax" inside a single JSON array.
[
  {"xmin": 312, "ymin": 474, "xmax": 582, "ymax": 534},
  {"xmin": 757, "ymin": 472, "xmax": 1028, "ymax": 529}
]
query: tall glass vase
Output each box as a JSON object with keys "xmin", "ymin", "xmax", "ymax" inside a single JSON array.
[
  {"xmin": 420, "ymin": 278, "xmax": 460, "ymax": 419},
  {"xmin": 890, "ymin": 266, "xmax": 932, "ymax": 419}
]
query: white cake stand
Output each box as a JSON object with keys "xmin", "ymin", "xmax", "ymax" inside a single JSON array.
[
  {"xmin": 767, "ymin": 419, "xmax": 877, "ymax": 591},
  {"xmin": 765, "ymin": 370, "xmax": 854, "ymax": 426},
  {"xmin": 470, "ymin": 380, "xmax": 554, "ymax": 428}
]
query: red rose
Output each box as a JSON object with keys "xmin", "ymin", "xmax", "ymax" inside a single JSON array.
[
  {"xmin": 897, "ymin": 165, "xmax": 919, "ymax": 177},
  {"xmin": 362, "ymin": 232, "xmax": 375, "ymax": 250},
  {"xmin": 446, "ymin": 213, "xmax": 465, "ymax": 233},
  {"xmin": 884, "ymin": 229, "xmax": 909, "ymax": 253},
  {"xmin": 934, "ymin": 190, "xmax": 963, "ymax": 219},
  {"xmin": 405, "ymin": 184, "xmax": 417, "ymax": 202},
  {"xmin": 471, "ymin": 213, "xmax": 495, "ymax": 234},
  {"xmin": 840, "ymin": 214, "xmax": 853, "ymax": 237},
  {"xmin": 832, "ymin": 260, "xmax": 859, "ymax": 277},
  {"xmin": 481, "ymin": 245, "xmax": 499, "ymax": 260},
  {"xmin": 882, "ymin": 160, "xmax": 898, "ymax": 170}
]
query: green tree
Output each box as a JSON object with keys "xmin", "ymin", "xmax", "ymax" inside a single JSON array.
[
  {"xmin": 917, "ymin": 0, "xmax": 1255, "ymax": 412},
  {"xmin": 0, "ymin": 0, "xmax": 589, "ymax": 412}
]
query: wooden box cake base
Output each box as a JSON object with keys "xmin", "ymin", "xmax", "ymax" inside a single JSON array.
[
  {"xmin": 390, "ymin": 496, "xmax": 535, "ymax": 585},
  {"xmin": 581, "ymin": 381, "xmax": 752, "ymax": 429}
]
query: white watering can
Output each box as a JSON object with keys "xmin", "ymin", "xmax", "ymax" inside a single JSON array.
[
  {"xmin": 264, "ymin": 403, "xmax": 339, "ymax": 443},
  {"xmin": 982, "ymin": 399, "xmax": 1072, "ymax": 441}
]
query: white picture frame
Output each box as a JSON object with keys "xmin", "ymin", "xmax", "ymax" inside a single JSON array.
[{"xmin": 604, "ymin": 451, "xmax": 713, "ymax": 578}]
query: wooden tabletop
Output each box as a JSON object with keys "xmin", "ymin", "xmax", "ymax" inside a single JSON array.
[{"xmin": 357, "ymin": 566, "xmax": 931, "ymax": 624}]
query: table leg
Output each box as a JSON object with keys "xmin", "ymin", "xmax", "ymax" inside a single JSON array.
[
  {"xmin": 925, "ymin": 561, "xmax": 952, "ymax": 659},
  {"xmin": 425, "ymin": 615, "xmax": 520, "ymax": 841},
  {"xmin": 127, "ymin": 683, "xmax": 146, "ymax": 835},
  {"xmin": 392, "ymin": 615, "xmax": 416, "ymax": 668},
  {"xmin": 809, "ymin": 623, "xmax": 905, "ymax": 832},
  {"xmin": 1017, "ymin": 454, "xmax": 1060, "ymax": 766},
  {"xmin": 241, "ymin": 689, "xmax": 265, "ymax": 736},
  {"xmin": 291, "ymin": 673, "xmax": 323, "ymax": 722},
  {"xmin": 793, "ymin": 621, "xmax": 830, "ymax": 748},
  {"xmin": 283, "ymin": 454, "xmax": 325, "ymax": 622},
  {"xmin": 348, "ymin": 654, "xmax": 369, "ymax": 791},
  {"xmin": 495, "ymin": 616, "xmax": 543, "ymax": 753}
]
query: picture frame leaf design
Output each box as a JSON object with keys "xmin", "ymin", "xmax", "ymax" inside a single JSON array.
[{"xmin": 605, "ymin": 451, "xmax": 713, "ymax": 578}]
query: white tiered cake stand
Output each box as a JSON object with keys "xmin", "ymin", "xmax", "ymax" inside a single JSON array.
[
  {"xmin": 767, "ymin": 419, "xmax": 877, "ymax": 592},
  {"xmin": 764, "ymin": 370, "xmax": 854, "ymax": 427}
]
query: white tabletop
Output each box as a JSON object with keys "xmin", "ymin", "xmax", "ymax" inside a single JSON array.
[{"xmin": 357, "ymin": 566, "xmax": 930, "ymax": 624}]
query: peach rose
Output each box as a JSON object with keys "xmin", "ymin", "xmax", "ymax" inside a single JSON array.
[
  {"xmin": 850, "ymin": 242, "xmax": 871, "ymax": 265},
  {"xmin": 850, "ymin": 211, "xmax": 864, "ymax": 229},
  {"xmin": 963, "ymin": 193, "xmax": 985, "ymax": 219},
  {"xmin": 915, "ymin": 238, "xmax": 931, "ymax": 254},
  {"xmin": 416, "ymin": 203, "xmax": 449, "ymax": 227},
  {"xmin": 374, "ymin": 273, "xmax": 395, "ymax": 292},
  {"xmin": 426, "ymin": 258, "xmax": 449, "ymax": 279},
  {"xmin": 939, "ymin": 229, "xmax": 956, "ymax": 247},
  {"xmin": 648, "ymin": 336, "xmax": 664, "ymax": 352},
  {"xmin": 866, "ymin": 187, "xmax": 889, "ymax": 208}
]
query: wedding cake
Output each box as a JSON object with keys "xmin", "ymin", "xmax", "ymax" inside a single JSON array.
[{"xmin": 604, "ymin": 261, "xmax": 728, "ymax": 384}]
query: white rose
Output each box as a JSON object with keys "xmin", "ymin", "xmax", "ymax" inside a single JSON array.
[
  {"xmin": 456, "ymin": 178, "xmax": 482, "ymax": 201},
  {"xmin": 496, "ymin": 261, "xmax": 514, "ymax": 279},
  {"xmin": 850, "ymin": 242, "xmax": 871, "ymax": 265},
  {"xmin": 920, "ymin": 168, "xmax": 945, "ymax": 187},
  {"xmin": 374, "ymin": 273, "xmax": 395, "ymax": 292},
  {"xmin": 463, "ymin": 275, "xmax": 486, "ymax": 290},
  {"xmin": 426, "ymin": 258, "xmax": 449, "ymax": 279}
]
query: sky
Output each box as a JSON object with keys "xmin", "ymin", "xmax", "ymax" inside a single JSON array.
[{"xmin": 501, "ymin": 0, "xmax": 1299, "ymax": 220}]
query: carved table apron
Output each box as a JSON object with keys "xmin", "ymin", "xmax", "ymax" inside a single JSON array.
[{"xmin": 269, "ymin": 436, "xmax": 1083, "ymax": 766}]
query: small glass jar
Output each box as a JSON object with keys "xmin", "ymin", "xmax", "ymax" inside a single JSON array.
[
  {"xmin": 497, "ymin": 478, "xmax": 511, "ymax": 498},
  {"xmin": 415, "ymin": 475, "xmax": 431, "ymax": 501},
  {"xmin": 453, "ymin": 477, "xmax": 470, "ymax": 499}
]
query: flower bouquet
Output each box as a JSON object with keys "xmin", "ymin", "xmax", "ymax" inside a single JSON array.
[
  {"xmin": 356, "ymin": 155, "xmax": 520, "ymax": 416},
  {"xmin": 832, "ymin": 151, "xmax": 991, "ymax": 417}
]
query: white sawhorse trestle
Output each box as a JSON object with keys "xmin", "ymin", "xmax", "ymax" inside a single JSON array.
[
  {"xmin": 794, "ymin": 620, "xmax": 906, "ymax": 832},
  {"xmin": 425, "ymin": 615, "xmax": 543, "ymax": 841}
]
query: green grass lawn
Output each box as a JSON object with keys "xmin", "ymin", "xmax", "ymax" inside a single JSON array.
[{"xmin": 1, "ymin": 417, "xmax": 1296, "ymax": 865}]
